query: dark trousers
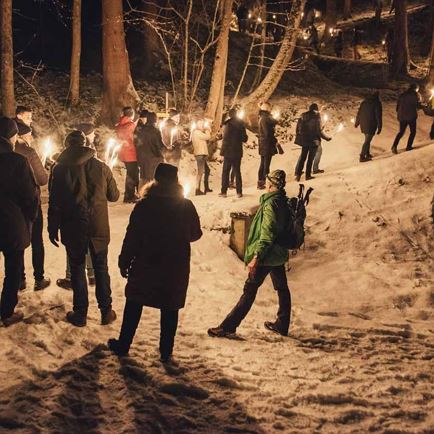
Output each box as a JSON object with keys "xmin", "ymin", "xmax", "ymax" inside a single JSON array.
[
  {"xmin": 195, "ymin": 155, "xmax": 210, "ymax": 191},
  {"xmin": 118, "ymin": 299, "xmax": 179, "ymax": 356},
  {"xmin": 221, "ymin": 265, "xmax": 291, "ymax": 334},
  {"xmin": 22, "ymin": 205, "xmax": 44, "ymax": 282},
  {"xmin": 392, "ymin": 119, "xmax": 417, "ymax": 150},
  {"xmin": 361, "ymin": 134, "xmax": 374, "ymax": 157},
  {"xmin": 1, "ymin": 250, "xmax": 24, "ymax": 320},
  {"xmin": 66, "ymin": 243, "xmax": 112, "ymax": 316},
  {"xmin": 295, "ymin": 146, "xmax": 317, "ymax": 178},
  {"xmin": 222, "ymin": 156, "xmax": 242, "ymax": 194},
  {"xmin": 139, "ymin": 157, "xmax": 163, "ymax": 183},
  {"xmin": 124, "ymin": 162, "xmax": 139, "ymax": 201},
  {"xmin": 258, "ymin": 155, "xmax": 272, "ymax": 182},
  {"xmin": 430, "ymin": 120, "xmax": 434, "ymax": 140}
]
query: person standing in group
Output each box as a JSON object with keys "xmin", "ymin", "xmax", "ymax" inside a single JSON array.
[
  {"xmin": 134, "ymin": 111, "xmax": 165, "ymax": 186},
  {"xmin": 192, "ymin": 119, "xmax": 212, "ymax": 196},
  {"xmin": 15, "ymin": 122, "xmax": 50, "ymax": 291},
  {"xmin": 295, "ymin": 103, "xmax": 331, "ymax": 181},
  {"xmin": 352, "ymin": 26, "xmax": 363, "ymax": 60},
  {"xmin": 307, "ymin": 24, "xmax": 320, "ymax": 54},
  {"xmin": 334, "ymin": 29, "xmax": 344, "ymax": 58},
  {"xmin": 48, "ymin": 130, "xmax": 119, "ymax": 327},
  {"xmin": 14, "ymin": 106, "xmax": 33, "ymax": 130},
  {"xmin": 385, "ymin": 28, "xmax": 394, "ymax": 64},
  {"xmin": 208, "ymin": 170, "xmax": 291, "ymax": 338},
  {"xmin": 355, "ymin": 91, "xmax": 383, "ymax": 162},
  {"xmin": 391, "ymin": 83, "xmax": 421, "ymax": 154},
  {"xmin": 76, "ymin": 123, "xmax": 97, "ymax": 149},
  {"xmin": 220, "ymin": 108, "xmax": 248, "ymax": 198},
  {"xmin": 116, "ymin": 107, "xmax": 139, "ymax": 203},
  {"xmin": 0, "ymin": 117, "xmax": 38, "ymax": 327},
  {"xmin": 108, "ymin": 163, "xmax": 202, "ymax": 362},
  {"xmin": 162, "ymin": 108, "xmax": 184, "ymax": 167},
  {"xmin": 257, "ymin": 102, "xmax": 278, "ymax": 190}
]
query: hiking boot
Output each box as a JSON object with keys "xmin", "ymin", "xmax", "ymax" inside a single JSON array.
[
  {"xmin": 88, "ymin": 277, "xmax": 96, "ymax": 286},
  {"xmin": 406, "ymin": 146, "xmax": 413, "ymax": 151},
  {"xmin": 305, "ymin": 175, "xmax": 315, "ymax": 181},
  {"xmin": 237, "ymin": 193, "xmax": 243, "ymax": 198},
  {"xmin": 19, "ymin": 280, "xmax": 27, "ymax": 291},
  {"xmin": 66, "ymin": 311, "xmax": 87, "ymax": 327},
  {"xmin": 219, "ymin": 192, "xmax": 227, "ymax": 198},
  {"xmin": 264, "ymin": 321, "xmax": 288, "ymax": 337},
  {"xmin": 56, "ymin": 278, "xmax": 72, "ymax": 290},
  {"xmin": 195, "ymin": 189, "xmax": 205, "ymax": 196},
  {"xmin": 34, "ymin": 278, "xmax": 51, "ymax": 291},
  {"xmin": 108, "ymin": 338, "xmax": 129, "ymax": 356},
  {"xmin": 391, "ymin": 146, "xmax": 398, "ymax": 154},
  {"xmin": 359, "ymin": 155, "xmax": 369, "ymax": 163},
  {"xmin": 101, "ymin": 309, "xmax": 117, "ymax": 326},
  {"xmin": 207, "ymin": 326, "xmax": 234, "ymax": 338},
  {"xmin": 2, "ymin": 311, "xmax": 24, "ymax": 327},
  {"xmin": 205, "ymin": 187, "xmax": 213, "ymax": 193},
  {"xmin": 312, "ymin": 169, "xmax": 324, "ymax": 174}
]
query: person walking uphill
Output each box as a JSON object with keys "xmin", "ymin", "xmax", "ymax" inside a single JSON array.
[
  {"xmin": 257, "ymin": 102, "xmax": 278, "ymax": 190},
  {"xmin": 48, "ymin": 131, "xmax": 120, "ymax": 327},
  {"xmin": 208, "ymin": 170, "xmax": 291, "ymax": 338},
  {"xmin": 355, "ymin": 91, "xmax": 383, "ymax": 162},
  {"xmin": 108, "ymin": 163, "xmax": 202, "ymax": 362},
  {"xmin": 0, "ymin": 117, "xmax": 38, "ymax": 327},
  {"xmin": 391, "ymin": 83, "xmax": 421, "ymax": 154},
  {"xmin": 192, "ymin": 119, "xmax": 212, "ymax": 196},
  {"xmin": 220, "ymin": 108, "xmax": 248, "ymax": 198},
  {"xmin": 116, "ymin": 107, "xmax": 139, "ymax": 203}
]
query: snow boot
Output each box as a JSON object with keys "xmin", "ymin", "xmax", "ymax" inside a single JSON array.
[
  {"xmin": 219, "ymin": 192, "xmax": 227, "ymax": 198},
  {"xmin": 208, "ymin": 326, "xmax": 234, "ymax": 338},
  {"xmin": 205, "ymin": 187, "xmax": 213, "ymax": 194},
  {"xmin": 56, "ymin": 278, "xmax": 72, "ymax": 290},
  {"xmin": 2, "ymin": 311, "xmax": 24, "ymax": 327},
  {"xmin": 66, "ymin": 311, "xmax": 87, "ymax": 327},
  {"xmin": 237, "ymin": 193, "xmax": 243, "ymax": 198},
  {"xmin": 391, "ymin": 146, "xmax": 398, "ymax": 154},
  {"xmin": 195, "ymin": 189, "xmax": 205, "ymax": 196},
  {"xmin": 108, "ymin": 338, "xmax": 129, "ymax": 356},
  {"xmin": 312, "ymin": 169, "xmax": 324, "ymax": 174},
  {"xmin": 34, "ymin": 278, "xmax": 51, "ymax": 291},
  {"xmin": 264, "ymin": 321, "xmax": 288, "ymax": 337},
  {"xmin": 305, "ymin": 175, "xmax": 315, "ymax": 181},
  {"xmin": 101, "ymin": 309, "xmax": 117, "ymax": 326}
]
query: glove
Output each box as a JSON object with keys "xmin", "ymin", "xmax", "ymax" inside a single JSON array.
[
  {"xmin": 49, "ymin": 232, "xmax": 59, "ymax": 248},
  {"xmin": 120, "ymin": 267, "xmax": 129, "ymax": 279}
]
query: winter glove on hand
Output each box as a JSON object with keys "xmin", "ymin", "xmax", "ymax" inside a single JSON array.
[{"xmin": 49, "ymin": 232, "xmax": 59, "ymax": 248}]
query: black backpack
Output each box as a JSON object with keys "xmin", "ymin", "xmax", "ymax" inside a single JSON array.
[{"xmin": 279, "ymin": 184, "xmax": 313, "ymax": 250}]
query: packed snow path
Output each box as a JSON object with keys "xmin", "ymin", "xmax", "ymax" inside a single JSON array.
[{"xmin": 1, "ymin": 103, "xmax": 433, "ymax": 433}]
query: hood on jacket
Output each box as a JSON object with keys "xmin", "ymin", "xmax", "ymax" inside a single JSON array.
[
  {"xmin": 0, "ymin": 136, "xmax": 14, "ymax": 154},
  {"xmin": 141, "ymin": 180, "xmax": 184, "ymax": 199},
  {"xmin": 57, "ymin": 145, "xmax": 95, "ymax": 166}
]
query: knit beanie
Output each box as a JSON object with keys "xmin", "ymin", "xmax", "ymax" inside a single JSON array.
[
  {"xmin": 65, "ymin": 130, "xmax": 86, "ymax": 147},
  {"xmin": 0, "ymin": 117, "xmax": 18, "ymax": 139},
  {"xmin": 309, "ymin": 103, "xmax": 319, "ymax": 112},
  {"xmin": 267, "ymin": 169, "xmax": 286, "ymax": 190},
  {"xmin": 154, "ymin": 163, "xmax": 178, "ymax": 184}
]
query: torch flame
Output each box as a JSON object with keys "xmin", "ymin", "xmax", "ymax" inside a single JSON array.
[
  {"xmin": 183, "ymin": 183, "xmax": 191, "ymax": 198},
  {"xmin": 237, "ymin": 109, "xmax": 245, "ymax": 120}
]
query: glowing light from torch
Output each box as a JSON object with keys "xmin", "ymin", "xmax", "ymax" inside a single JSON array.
[
  {"xmin": 272, "ymin": 109, "xmax": 280, "ymax": 120},
  {"xmin": 170, "ymin": 127, "xmax": 178, "ymax": 147},
  {"xmin": 183, "ymin": 183, "xmax": 191, "ymax": 198},
  {"xmin": 42, "ymin": 137, "xmax": 55, "ymax": 166},
  {"xmin": 429, "ymin": 88, "xmax": 434, "ymax": 101},
  {"xmin": 350, "ymin": 117, "xmax": 355, "ymax": 124},
  {"xmin": 238, "ymin": 109, "xmax": 245, "ymax": 120},
  {"xmin": 322, "ymin": 113, "xmax": 329, "ymax": 123},
  {"xmin": 104, "ymin": 138, "xmax": 117, "ymax": 164},
  {"xmin": 190, "ymin": 121, "xmax": 197, "ymax": 140},
  {"xmin": 315, "ymin": 10, "xmax": 321, "ymax": 18},
  {"xmin": 336, "ymin": 122, "xmax": 344, "ymax": 133}
]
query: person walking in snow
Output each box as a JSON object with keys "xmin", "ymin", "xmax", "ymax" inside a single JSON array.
[
  {"xmin": 257, "ymin": 102, "xmax": 278, "ymax": 190},
  {"xmin": 0, "ymin": 117, "xmax": 38, "ymax": 327},
  {"xmin": 116, "ymin": 107, "xmax": 139, "ymax": 203},
  {"xmin": 295, "ymin": 103, "xmax": 331, "ymax": 181},
  {"xmin": 355, "ymin": 91, "xmax": 383, "ymax": 162},
  {"xmin": 208, "ymin": 170, "xmax": 292, "ymax": 338},
  {"xmin": 391, "ymin": 83, "xmax": 422, "ymax": 154},
  {"xmin": 15, "ymin": 122, "xmax": 50, "ymax": 291},
  {"xmin": 220, "ymin": 108, "xmax": 248, "ymax": 198},
  {"xmin": 352, "ymin": 26, "xmax": 363, "ymax": 60},
  {"xmin": 161, "ymin": 108, "xmax": 185, "ymax": 168},
  {"xmin": 333, "ymin": 30, "xmax": 344, "ymax": 58},
  {"xmin": 109, "ymin": 163, "xmax": 202, "ymax": 362},
  {"xmin": 192, "ymin": 119, "xmax": 213, "ymax": 196},
  {"xmin": 48, "ymin": 131, "xmax": 120, "ymax": 327}
]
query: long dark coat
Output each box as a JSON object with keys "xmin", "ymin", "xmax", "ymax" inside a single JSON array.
[
  {"xmin": 48, "ymin": 145, "xmax": 119, "ymax": 254},
  {"xmin": 396, "ymin": 89, "xmax": 421, "ymax": 122},
  {"xmin": 0, "ymin": 137, "xmax": 38, "ymax": 251},
  {"xmin": 355, "ymin": 95, "xmax": 383, "ymax": 135},
  {"xmin": 221, "ymin": 117, "xmax": 248, "ymax": 159},
  {"xmin": 258, "ymin": 110, "xmax": 278, "ymax": 156},
  {"xmin": 119, "ymin": 182, "xmax": 202, "ymax": 310}
]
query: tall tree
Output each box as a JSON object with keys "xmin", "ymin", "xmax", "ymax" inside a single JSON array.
[
  {"xmin": 390, "ymin": 0, "xmax": 410, "ymax": 77},
  {"xmin": 69, "ymin": 0, "xmax": 81, "ymax": 106},
  {"xmin": 325, "ymin": 0, "xmax": 337, "ymax": 41},
  {"xmin": 343, "ymin": 0, "xmax": 352, "ymax": 20},
  {"xmin": 205, "ymin": 0, "xmax": 233, "ymax": 127},
  {"xmin": 101, "ymin": 0, "xmax": 138, "ymax": 124},
  {"xmin": 0, "ymin": 0, "xmax": 15, "ymax": 117},
  {"xmin": 428, "ymin": 21, "xmax": 434, "ymax": 86},
  {"xmin": 241, "ymin": 0, "xmax": 305, "ymax": 123}
]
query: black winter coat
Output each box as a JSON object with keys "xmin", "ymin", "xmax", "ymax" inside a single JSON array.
[
  {"xmin": 119, "ymin": 181, "xmax": 202, "ymax": 310},
  {"xmin": 134, "ymin": 121, "xmax": 165, "ymax": 164},
  {"xmin": 48, "ymin": 145, "xmax": 120, "ymax": 254},
  {"xmin": 221, "ymin": 117, "xmax": 248, "ymax": 158},
  {"xmin": 299, "ymin": 110, "xmax": 329, "ymax": 147},
  {"xmin": 355, "ymin": 95, "xmax": 383, "ymax": 135},
  {"xmin": 0, "ymin": 137, "xmax": 38, "ymax": 251},
  {"xmin": 396, "ymin": 89, "xmax": 421, "ymax": 122},
  {"xmin": 258, "ymin": 110, "xmax": 278, "ymax": 156}
]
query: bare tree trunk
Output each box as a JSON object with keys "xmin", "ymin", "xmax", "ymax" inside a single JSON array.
[
  {"xmin": 250, "ymin": 1, "xmax": 267, "ymax": 92},
  {"xmin": 325, "ymin": 0, "xmax": 337, "ymax": 41},
  {"xmin": 205, "ymin": 0, "xmax": 233, "ymax": 123},
  {"xmin": 343, "ymin": 0, "xmax": 352, "ymax": 20},
  {"xmin": 0, "ymin": 0, "xmax": 15, "ymax": 117},
  {"xmin": 69, "ymin": 0, "xmax": 81, "ymax": 107},
  {"xmin": 241, "ymin": 0, "xmax": 305, "ymax": 125},
  {"xmin": 101, "ymin": 0, "xmax": 139, "ymax": 125},
  {"xmin": 182, "ymin": 0, "xmax": 193, "ymax": 109},
  {"xmin": 390, "ymin": 0, "xmax": 409, "ymax": 77},
  {"xmin": 428, "ymin": 22, "xmax": 434, "ymax": 86}
]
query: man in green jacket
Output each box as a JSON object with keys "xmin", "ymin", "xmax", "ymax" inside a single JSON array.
[{"xmin": 208, "ymin": 170, "xmax": 291, "ymax": 337}]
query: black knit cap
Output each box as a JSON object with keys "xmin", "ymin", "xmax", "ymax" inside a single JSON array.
[
  {"xmin": 267, "ymin": 169, "xmax": 286, "ymax": 190},
  {"xmin": 65, "ymin": 130, "xmax": 86, "ymax": 147},
  {"xmin": 139, "ymin": 109, "xmax": 149, "ymax": 118},
  {"xmin": 0, "ymin": 117, "xmax": 18, "ymax": 139},
  {"xmin": 17, "ymin": 122, "xmax": 32, "ymax": 136},
  {"xmin": 76, "ymin": 123, "xmax": 95, "ymax": 136},
  {"xmin": 309, "ymin": 103, "xmax": 319, "ymax": 112},
  {"xmin": 154, "ymin": 163, "xmax": 178, "ymax": 184}
]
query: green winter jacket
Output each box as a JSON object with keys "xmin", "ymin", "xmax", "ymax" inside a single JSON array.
[{"xmin": 244, "ymin": 190, "xmax": 289, "ymax": 266}]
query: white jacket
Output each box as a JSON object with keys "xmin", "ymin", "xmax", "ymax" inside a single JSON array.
[{"xmin": 192, "ymin": 129, "xmax": 211, "ymax": 156}]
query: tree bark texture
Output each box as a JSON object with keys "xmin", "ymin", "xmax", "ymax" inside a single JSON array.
[
  {"xmin": 390, "ymin": 0, "xmax": 409, "ymax": 77},
  {"xmin": 69, "ymin": 0, "xmax": 81, "ymax": 106},
  {"xmin": 325, "ymin": 0, "xmax": 337, "ymax": 41},
  {"xmin": 0, "ymin": 0, "xmax": 15, "ymax": 117},
  {"xmin": 428, "ymin": 20, "xmax": 434, "ymax": 86},
  {"xmin": 343, "ymin": 0, "xmax": 352, "ymax": 20},
  {"xmin": 101, "ymin": 0, "xmax": 139, "ymax": 125}
]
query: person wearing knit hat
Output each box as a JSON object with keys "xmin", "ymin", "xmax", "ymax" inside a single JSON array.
[
  {"xmin": 0, "ymin": 117, "xmax": 38, "ymax": 326},
  {"xmin": 76, "ymin": 123, "xmax": 96, "ymax": 148},
  {"xmin": 208, "ymin": 168, "xmax": 291, "ymax": 339},
  {"xmin": 15, "ymin": 118, "xmax": 50, "ymax": 291}
]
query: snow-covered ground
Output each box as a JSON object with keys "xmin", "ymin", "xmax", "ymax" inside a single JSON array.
[{"xmin": 0, "ymin": 98, "xmax": 433, "ymax": 433}]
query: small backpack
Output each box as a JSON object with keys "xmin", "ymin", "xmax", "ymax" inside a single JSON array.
[{"xmin": 279, "ymin": 185, "xmax": 313, "ymax": 250}]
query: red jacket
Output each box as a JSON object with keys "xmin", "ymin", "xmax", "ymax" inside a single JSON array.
[{"xmin": 116, "ymin": 116, "xmax": 137, "ymax": 163}]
